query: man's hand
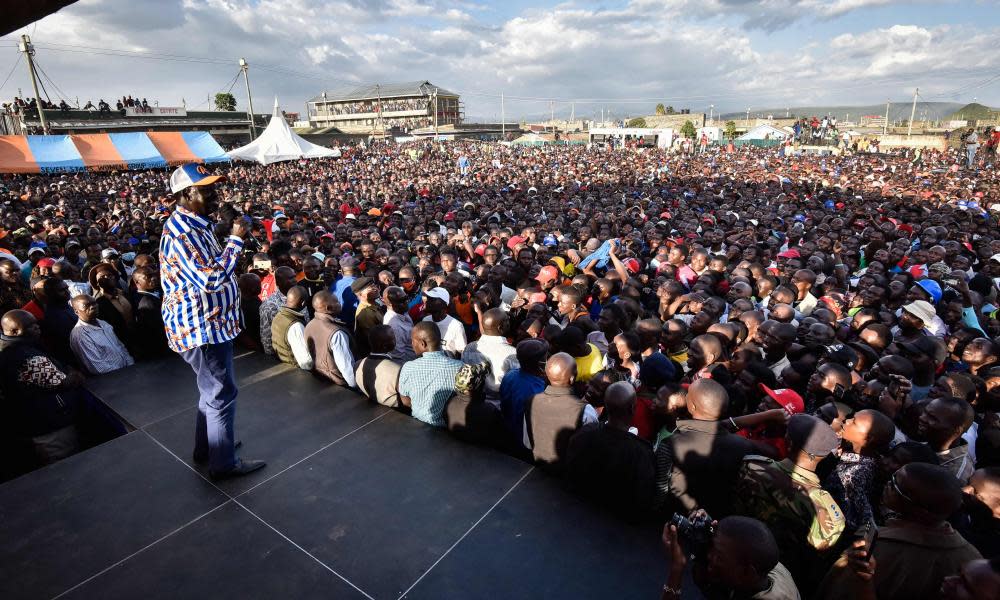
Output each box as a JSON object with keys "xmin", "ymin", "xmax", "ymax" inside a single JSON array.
[
  {"xmin": 230, "ymin": 218, "xmax": 249, "ymax": 240},
  {"xmin": 764, "ymin": 407, "xmax": 792, "ymax": 424},
  {"xmin": 845, "ymin": 538, "xmax": 877, "ymax": 581},
  {"xmin": 661, "ymin": 523, "xmax": 688, "ymax": 578}
]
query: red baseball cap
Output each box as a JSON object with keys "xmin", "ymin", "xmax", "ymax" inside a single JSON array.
[
  {"xmin": 760, "ymin": 384, "xmax": 804, "ymax": 414},
  {"xmin": 507, "ymin": 235, "xmax": 526, "ymax": 251},
  {"xmin": 537, "ymin": 265, "xmax": 560, "ymax": 284}
]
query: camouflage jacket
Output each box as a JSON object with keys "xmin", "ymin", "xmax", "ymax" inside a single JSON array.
[{"xmin": 733, "ymin": 456, "xmax": 846, "ymax": 553}]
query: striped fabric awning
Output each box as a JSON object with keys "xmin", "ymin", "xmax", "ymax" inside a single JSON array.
[{"xmin": 0, "ymin": 131, "xmax": 229, "ymax": 173}]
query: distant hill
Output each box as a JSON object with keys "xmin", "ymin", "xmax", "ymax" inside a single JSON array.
[
  {"xmin": 948, "ymin": 103, "xmax": 999, "ymax": 120},
  {"xmin": 719, "ymin": 102, "xmax": 963, "ymax": 122}
]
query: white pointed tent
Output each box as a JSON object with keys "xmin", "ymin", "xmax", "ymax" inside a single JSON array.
[{"xmin": 227, "ymin": 99, "xmax": 340, "ymax": 164}]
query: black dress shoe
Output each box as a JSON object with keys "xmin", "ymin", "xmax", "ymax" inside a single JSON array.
[
  {"xmin": 193, "ymin": 440, "xmax": 243, "ymax": 464},
  {"xmin": 209, "ymin": 459, "xmax": 266, "ymax": 481}
]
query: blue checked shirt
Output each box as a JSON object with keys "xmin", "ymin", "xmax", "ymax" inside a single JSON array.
[
  {"xmin": 160, "ymin": 207, "xmax": 243, "ymax": 353},
  {"xmin": 398, "ymin": 350, "xmax": 463, "ymax": 427}
]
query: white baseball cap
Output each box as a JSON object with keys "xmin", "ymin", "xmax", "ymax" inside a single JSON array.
[
  {"xmin": 424, "ymin": 287, "xmax": 450, "ymax": 305},
  {"xmin": 169, "ymin": 163, "xmax": 226, "ymax": 195}
]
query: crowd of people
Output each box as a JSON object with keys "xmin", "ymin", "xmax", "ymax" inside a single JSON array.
[
  {"xmin": 319, "ymin": 97, "xmax": 429, "ymax": 116},
  {"xmin": 3, "ymin": 95, "xmax": 156, "ymax": 116},
  {"xmin": 1, "ymin": 138, "xmax": 1000, "ymax": 599}
]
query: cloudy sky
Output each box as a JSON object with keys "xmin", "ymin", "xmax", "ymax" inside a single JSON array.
[{"xmin": 1, "ymin": 0, "xmax": 998, "ymax": 120}]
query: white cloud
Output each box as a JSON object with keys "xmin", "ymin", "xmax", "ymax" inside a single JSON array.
[{"xmin": 1, "ymin": 0, "xmax": 996, "ymax": 120}]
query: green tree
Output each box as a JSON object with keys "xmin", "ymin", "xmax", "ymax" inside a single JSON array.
[
  {"xmin": 655, "ymin": 103, "xmax": 666, "ymax": 116},
  {"xmin": 680, "ymin": 120, "xmax": 696, "ymax": 138},
  {"xmin": 665, "ymin": 105, "xmax": 676, "ymax": 115},
  {"xmin": 215, "ymin": 92, "xmax": 237, "ymax": 111},
  {"xmin": 627, "ymin": 117, "xmax": 647, "ymax": 128},
  {"xmin": 724, "ymin": 120, "xmax": 738, "ymax": 140}
]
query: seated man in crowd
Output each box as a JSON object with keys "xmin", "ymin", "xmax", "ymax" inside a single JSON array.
[
  {"xmin": 354, "ymin": 325, "xmax": 401, "ymax": 407},
  {"xmin": 130, "ymin": 266, "xmax": 169, "ymax": 359},
  {"xmin": 523, "ymin": 352, "xmax": 597, "ymax": 469},
  {"xmin": 399, "ymin": 321, "xmax": 463, "ymax": 427},
  {"xmin": 69, "ymin": 294, "xmax": 134, "ymax": 374},
  {"xmin": 0, "ymin": 310, "xmax": 88, "ymax": 465},
  {"xmin": 462, "ymin": 307, "xmax": 517, "ymax": 407},
  {"xmin": 304, "ymin": 291, "xmax": 356, "ymax": 387},
  {"xmin": 656, "ymin": 378, "xmax": 755, "ymax": 518},
  {"xmin": 259, "ymin": 266, "xmax": 297, "ymax": 355},
  {"xmin": 271, "ymin": 286, "xmax": 312, "ymax": 370},
  {"xmin": 445, "ymin": 362, "xmax": 503, "ymax": 446},
  {"xmin": 566, "ymin": 381, "xmax": 656, "ymax": 516}
]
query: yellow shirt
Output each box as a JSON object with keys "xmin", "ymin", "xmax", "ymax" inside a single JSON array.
[{"xmin": 575, "ymin": 343, "xmax": 603, "ymax": 383}]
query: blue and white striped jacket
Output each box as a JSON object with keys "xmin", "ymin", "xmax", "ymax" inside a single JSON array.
[{"xmin": 159, "ymin": 207, "xmax": 243, "ymax": 352}]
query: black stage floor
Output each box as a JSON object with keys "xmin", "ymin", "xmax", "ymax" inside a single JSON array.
[{"xmin": 0, "ymin": 351, "xmax": 664, "ymax": 599}]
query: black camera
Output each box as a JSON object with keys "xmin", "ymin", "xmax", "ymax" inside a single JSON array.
[{"xmin": 670, "ymin": 512, "xmax": 715, "ymax": 558}]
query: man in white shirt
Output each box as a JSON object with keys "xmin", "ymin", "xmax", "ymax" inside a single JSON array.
[
  {"xmin": 305, "ymin": 291, "xmax": 356, "ymax": 387},
  {"xmin": 462, "ymin": 307, "xmax": 518, "ymax": 407},
  {"xmin": 382, "ymin": 285, "xmax": 416, "ymax": 362},
  {"xmin": 69, "ymin": 294, "xmax": 134, "ymax": 374},
  {"xmin": 422, "ymin": 287, "xmax": 466, "ymax": 357}
]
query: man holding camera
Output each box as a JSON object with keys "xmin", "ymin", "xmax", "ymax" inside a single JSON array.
[
  {"xmin": 160, "ymin": 164, "xmax": 265, "ymax": 480},
  {"xmin": 661, "ymin": 515, "xmax": 800, "ymax": 600}
]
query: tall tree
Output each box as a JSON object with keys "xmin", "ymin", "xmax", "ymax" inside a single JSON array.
[
  {"xmin": 215, "ymin": 92, "xmax": 237, "ymax": 111},
  {"xmin": 724, "ymin": 120, "xmax": 738, "ymax": 140},
  {"xmin": 655, "ymin": 103, "xmax": 666, "ymax": 116},
  {"xmin": 680, "ymin": 120, "xmax": 696, "ymax": 138}
]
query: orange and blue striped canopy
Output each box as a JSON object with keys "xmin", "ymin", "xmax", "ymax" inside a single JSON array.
[{"xmin": 0, "ymin": 131, "xmax": 229, "ymax": 173}]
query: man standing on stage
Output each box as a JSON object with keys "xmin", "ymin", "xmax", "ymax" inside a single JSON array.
[{"xmin": 160, "ymin": 164, "xmax": 265, "ymax": 480}]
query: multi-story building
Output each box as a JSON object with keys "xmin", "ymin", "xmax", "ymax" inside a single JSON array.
[{"xmin": 306, "ymin": 81, "xmax": 461, "ymax": 133}]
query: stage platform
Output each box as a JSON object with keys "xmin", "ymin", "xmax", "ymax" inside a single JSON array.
[{"xmin": 0, "ymin": 351, "xmax": 664, "ymax": 600}]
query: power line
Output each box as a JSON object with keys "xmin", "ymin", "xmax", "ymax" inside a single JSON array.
[
  {"xmin": 0, "ymin": 53, "xmax": 23, "ymax": 94},
  {"xmin": 33, "ymin": 57, "xmax": 73, "ymax": 103}
]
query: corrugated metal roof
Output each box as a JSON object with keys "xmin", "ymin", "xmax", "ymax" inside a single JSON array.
[{"xmin": 308, "ymin": 81, "xmax": 458, "ymax": 103}]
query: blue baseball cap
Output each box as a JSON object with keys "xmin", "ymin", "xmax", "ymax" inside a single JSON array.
[
  {"xmin": 542, "ymin": 235, "xmax": 558, "ymax": 247},
  {"xmin": 169, "ymin": 163, "xmax": 226, "ymax": 195}
]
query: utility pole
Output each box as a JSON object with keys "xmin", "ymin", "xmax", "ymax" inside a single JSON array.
[
  {"xmin": 709, "ymin": 104, "xmax": 714, "ymax": 125},
  {"xmin": 883, "ymin": 99, "xmax": 889, "ymax": 135},
  {"xmin": 239, "ymin": 58, "xmax": 257, "ymax": 140},
  {"xmin": 18, "ymin": 35, "xmax": 48, "ymax": 134},
  {"xmin": 550, "ymin": 101, "xmax": 554, "ymax": 132},
  {"xmin": 500, "ymin": 92, "xmax": 505, "ymax": 138},
  {"xmin": 433, "ymin": 88, "xmax": 438, "ymax": 136},
  {"xmin": 570, "ymin": 102, "xmax": 575, "ymax": 124},
  {"xmin": 907, "ymin": 88, "xmax": 918, "ymax": 138},
  {"xmin": 746, "ymin": 107, "xmax": 750, "ymax": 126}
]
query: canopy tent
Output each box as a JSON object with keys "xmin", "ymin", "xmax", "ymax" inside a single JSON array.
[
  {"xmin": 227, "ymin": 99, "xmax": 340, "ymax": 164},
  {"xmin": 0, "ymin": 131, "xmax": 228, "ymax": 173},
  {"xmin": 511, "ymin": 132, "xmax": 557, "ymax": 146}
]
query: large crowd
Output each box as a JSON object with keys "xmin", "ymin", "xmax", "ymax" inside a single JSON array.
[{"xmin": 2, "ymin": 138, "xmax": 1000, "ymax": 599}]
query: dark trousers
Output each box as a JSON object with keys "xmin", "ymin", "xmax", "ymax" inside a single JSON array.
[{"xmin": 180, "ymin": 341, "xmax": 238, "ymax": 473}]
